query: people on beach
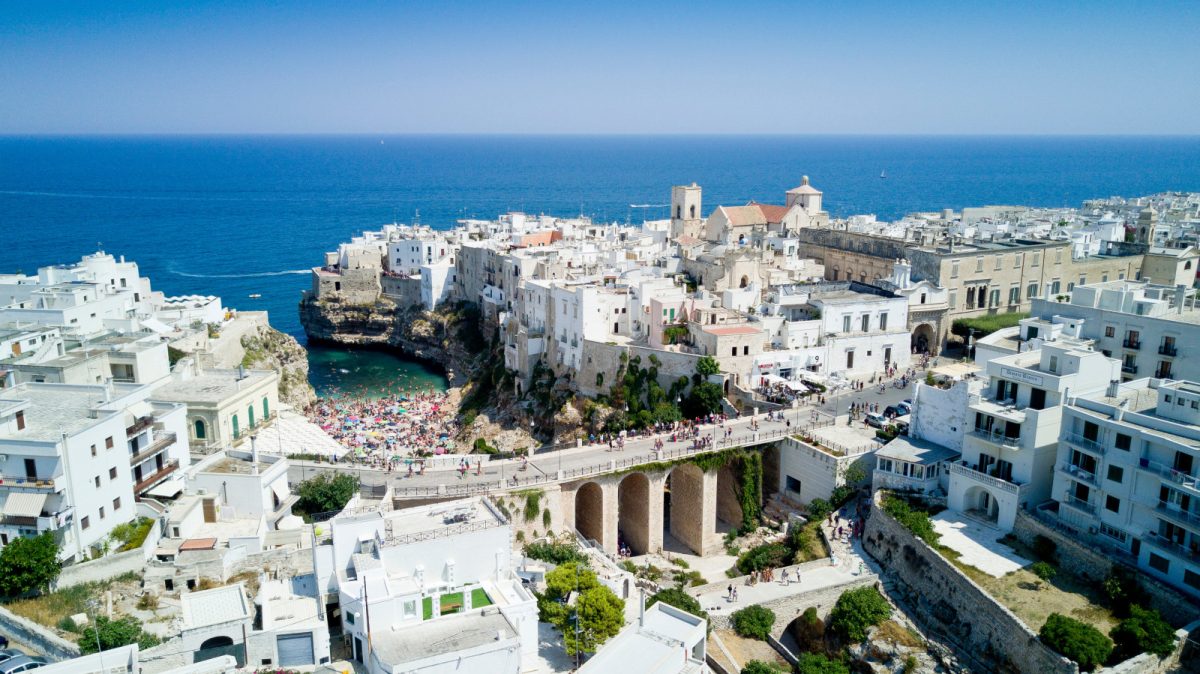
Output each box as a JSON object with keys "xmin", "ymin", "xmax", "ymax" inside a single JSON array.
[{"xmin": 303, "ymin": 388, "xmax": 459, "ymax": 468}]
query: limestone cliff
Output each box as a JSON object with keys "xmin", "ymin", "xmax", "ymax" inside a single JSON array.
[{"xmin": 239, "ymin": 325, "xmax": 316, "ymax": 410}]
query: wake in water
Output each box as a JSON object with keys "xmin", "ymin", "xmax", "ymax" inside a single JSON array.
[{"xmin": 166, "ymin": 264, "xmax": 309, "ymax": 279}]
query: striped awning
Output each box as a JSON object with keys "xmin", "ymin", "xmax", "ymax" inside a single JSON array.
[{"xmin": 3, "ymin": 492, "xmax": 48, "ymax": 518}]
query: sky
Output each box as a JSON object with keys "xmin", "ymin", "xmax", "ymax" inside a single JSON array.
[{"xmin": 2, "ymin": 1, "xmax": 1199, "ymax": 135}]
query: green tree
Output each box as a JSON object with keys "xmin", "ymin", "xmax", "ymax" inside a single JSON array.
[
  {"xmin": 79, "ymin": 616, "xmax": 160, "ymax": 654},
  {"xmin": 696, "ymin": 356, "xmax": 720, "ymax": 377},
  {"xmin": 731, "ymin": 605, "xmax": 775, "ymax": 641},
  {"xmin": 648, "ymin": 588, "xmax": 709, "ymax": 628},
  {"xmin": 682, "ymin": 381, "xmax": 724, "ymax": 418},
  {"xmin": 0, "ymin": 532, "xmax": 62, "ymax": 597},
  {"xmin": 795, "ymin": 652, "xmax": 850, "ymax": 674},
  {"xmin": 829, "ymin": 586, "xmax": 891, "ymax": 642},
  {"xmin": 1031, "ymin": 561, "xmax": 1057, "ymax": 584},
  {"xmin": 791, "ymin": 606, "xmax": 826, "ymax": 653},
  {"xmin": 295, "ymin": 473, "xmax": 359, "ymax": 515},
  {"xmin": 1110, "ymin": 606, "xmax": 1176, "ymax": 660},
  {"xmin": 1039, "ymin": 613, "xmax": 1113, "ymax": 671},
  {"xmin": 741, "ymin": 661, "xmax": 787, "ymax": 674},
  {"xmin": 539, "ymin": 562, "xmax": 624, "ymax": 655}
]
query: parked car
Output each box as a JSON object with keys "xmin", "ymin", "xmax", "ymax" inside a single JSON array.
[
  {"xmin": 897, "ymin": 400, "xmax": 913, "ymax": 415},
  {"xmin": 0, "ymin": 655, "xmax": 47, "ymax": 673},
  {"xmin": 883, "ymin": 405, "xmax": 906, "ymax": 419},
  {"xmin": 0, "ymin": 651, "xmax": 21, "ymax": 665},
  {"xmin": 865, "ymin": 412, "xmax": 888, "ymax": 428},
  {"xmin": 893, "ymin": 415, "xmax": 912, "ymax": 435}
]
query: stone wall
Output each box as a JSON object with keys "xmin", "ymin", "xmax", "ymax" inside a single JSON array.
[
  {"xmin": 705, "ymin": 576, "xmax": 877, "ymax": 637},
  {"xmin": 1012, "ymin": 510, "xmax": 1200, "ymax": 627},
  {"xmin": 55, "ymin": 518, "xmax": 164, "ymax": 589},
  {"xmin": 0, "ymin": 604, "xmax": 80, "ymax": 661},
  {"xmin": 863, "ymin": 493, "xmax": 1076, "ymax": 674}
]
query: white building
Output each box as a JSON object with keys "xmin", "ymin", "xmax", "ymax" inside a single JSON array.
[
  {"xmin": 579, "ymin": 599, "xmax": 708, "ymax": 674},
  {"xmin": 949, "ymin": 342, "xmax": 1117, "ymax": 531},
  {"xmin": 1046, "ymin": 378, "xmax": 1200, "ymax": 599},
  {"xmin": 314, "ymin": 497, "xmax": 537, "ymax": 674}
]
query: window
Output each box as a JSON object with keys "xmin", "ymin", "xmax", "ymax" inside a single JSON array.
[
  {"xmin": 94, "ymin": 476, "xmax": 100, "ymax": 488},
  {"xmin": 1033, "ymin": 252, "xmax": 1041, "ymax": 267},
  {"xmin": 1079, "ymin": 276, "xmax": 1087, "ymax": 286},
  {"xmin": 14, "ymin": 411, "xmax": 24, "ymax": 431},
  {"xmin": 1186, "ymin": 569, "xmax": 1200, "ymax": 591},
  {"xmin": 109, "ymin": 467, "xmax": 117, "ymax": 480},
  {"xmin": 949, "ymin": 291, "xmax": 957, "ymax": 309},
  {"xmin": 1105, "ymin": 495, "xmax": 1120, "ymax": 513},
  {"xmin": 99, "ymin": 506, "xmax": 106, "ymax": 520},
  {"xmin": 1107, "ymin": 465, "xmax": 1124, "ymax": 483},
  {"xmin": 1105, "ymin": 326, "xmax": 1115, "ymax": 338},
  {"xmin": 90, "ymin": 445, "xmax": 97, "ymax": 457},
  {"xmin": 1051, "ymin": 280, "xmax": 1061, "ymax": 295},
  {"xmin": 1008, "ymin": 287, "xmax": 1020, "ymax": 305},
  {"xmin": 951, "ymin": 261, "xmax": 960, "ymax": 278},
  {"xmin": 1100, "ymin": 523, "xmax": 1127, "ymax": 543},
  {"xmin": 1049, "ymin": 355, "xmax": 1059, "ymax": 373},
  {"xmin": 975, "ymin": 256, "xmax": 984, "ymax": 272},
  {"xmin": 1054, "ymin": 249, "xmax": 1062, "ymax": 264},
  {"xmin": 861, "ymin": 315, "xmax": 869, "ymax": 332},
  {"xmin": 994, "ymin": 256, "xmax": 1003, "ymax": 270},
  {"xmin": 878, "ymin": 459, "xmax": 893, "ymax": 473},
  {"xmin": 1027, "ymin": 283, "xmax": 1038, "ymax": 300},
  {"xmin": 1148, "ymin": 553, "xmax": 1170, "ymax": 574},
  {"xmin": 731, "ymin": 347, "xmax": 737, "ymax": 357},
  {"xmin": 743, "ymin": 345, "xmax": 749, "ymax": 355},
  {"xmin": 1114, "ymin": 433, "xmax": 1131, "ymax": 451},
  {"xmin": 1015, "ymin": 253, "xmax": 1023, "ymax": 268},
  {"xmin": 403, "ymin": 600, "xmax": 417, "ymax": 618},
  {"xmin": 785, "ymin": 476, "xmax": 801, "ymax": 493},
  {"xmin": 81, "ymin": 516, "xmax": 90, "ymax": 530},
  {"xmin": 113, "ymin": 497, "xmax": 121, "ymax": 510},
  {"xmin": 879, "ymin": 313, "xmax": 888, "ymax": 330},
  {"xmin": 105, "ymin": 436, "xmax": 114, "ymax": 450},
  {"xmin": 989, "ymin": 288, "xmax": 1000, "ymax": 307},
  {"xmin": 346, "ymin": 612, "xmax": 355, "ymax": 626},
  {"xmin": 966, "ymin": 287, "xmax": 976, "ymax": 306},
  {"xmin": 843, "ymin": 316, "xmax": 851, "ymax": 333}
]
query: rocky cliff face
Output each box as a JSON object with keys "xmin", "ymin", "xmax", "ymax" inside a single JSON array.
[{"xmin": 239, "ymin": 324, "xmax": 316, "ymax": 409}]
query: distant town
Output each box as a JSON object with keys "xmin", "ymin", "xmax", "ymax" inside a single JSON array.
[{"xmin": 2, "ymin": 180, "xmax": 1200, "ymax": 673}]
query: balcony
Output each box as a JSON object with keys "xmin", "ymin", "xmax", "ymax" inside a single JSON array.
[
  {"xmin": 130, "ymin": 431, "xmax": 177, "ymax": 466},
  {"xmin": 1058, "ymin": 462, "xmax": 1099, "ymax": 488},
  {"xmin": 1136, "ymin": 457, "xmax": 1200, "ymax": 495},
  {"xmin": 1143, "ymin": 531, "xmax": 1200, "ymax": 564},
  {"xmin": 950, "ymin": 462, "xmax": 1022, "ymax": 495},
  {"xmin": 0, "ymin": 473, "xmax": 64, "ymax": 491},
  {"xmin": 134, "ymin": 460, "xmax": 179, "ymax": 493},
  {"xmin": 126, "ymin": 415, "xmax": 155, "ymax": 437},
  {"xmin": 1062, "ymin": 432, "xmax": 1105, "ymax": 455},
  {"xmin": 970, "ymin": 398, "xmax": 1026, "ymax": 423},
  {"xmin": 1060, "ymin": 494, "xmax": 1096, "ymax": 516},
  {"xmin": 1156, "ymin": 369, "xmax": 1175, "ymax": 379},
  {"xmin": 1158, "ymin": 344, "xmax": 1178, "ymax": 357},
  {"xmin": 970, "ymin": 427, "xmax": 1022, "ymax": 450},
  {"xmin": 1123, "ymin": 339, "xmax": 1141, "ymax": 350},
  {"xmin": 1121, "ymin": 364, "xmax": 1138, "ymax": 375},
  {"xmin": 1148, "ymin": 498, "xmax": 1200, "ymax": 531}
]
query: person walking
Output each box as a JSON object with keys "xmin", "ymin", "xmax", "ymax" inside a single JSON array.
[
  {"xmin": 727, "ymin": 584, "xmax": 733, "ymax": 602},
  {"xmin": 781, "ymin": 568, "xmax": 789, "ymax": 586}
]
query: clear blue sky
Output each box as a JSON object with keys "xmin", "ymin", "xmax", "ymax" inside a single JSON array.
[{"xmin": 2, "ymin": 1, "xmax": 1198, "ymax": 134}]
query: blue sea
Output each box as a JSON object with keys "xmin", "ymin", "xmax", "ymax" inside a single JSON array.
[{"xmin": 3, "ymin": 135, "xmax": 1199, "ymax": 391}]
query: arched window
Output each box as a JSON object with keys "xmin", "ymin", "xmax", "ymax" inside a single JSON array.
[
  {"xmin": 689, "ymin": 204, "xmax": 696, "ymax": 218},
  {"xmin": 232, "ymin": 414, "xmax": 240, "ymax": 439},
  {"xmin": 194, "ymin": 419, "xmax": 206, "ymax": 440},
  {"xmin": 262, "ymin": 397, "xmax": 270, "ymax": 420}
]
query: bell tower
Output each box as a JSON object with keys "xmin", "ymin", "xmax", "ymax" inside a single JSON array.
[{"xmin": 670, "ymin": 183, "xmax": 703, "ymax": 240}]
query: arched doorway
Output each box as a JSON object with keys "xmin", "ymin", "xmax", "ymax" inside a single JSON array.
[
  {"xmin": 666, "ymin": 464, "xmax": 706, "ymax": 555},
  {"xmin": 618, "ymin": 473, "xmax": 651, "ymax": 556},
  {"xmin": 964, "ymin": 486, "xmax": 999, "ymax": 524},
  {"xmin": 197, "ymin": 635, "xmax": 243, "ymax": 667},
  {"xmin": 913, "ymin": 323, "xmax": 936, "ymax": 355},
  {"xmin": 575, "ymin": 482, "xmax": 605, "ymax": 548},
  {"xmin": 739, "ymin": 275, "xmax": 749, "ymax": 289},
  {"xmin": 194, "ymin": 418, "xmax": 206, "ymax": 440}
]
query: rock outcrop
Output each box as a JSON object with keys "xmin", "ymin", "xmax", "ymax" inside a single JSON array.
[{"xmin": 239, "ymin": 325, "xmax": 316, "ymax": 409}]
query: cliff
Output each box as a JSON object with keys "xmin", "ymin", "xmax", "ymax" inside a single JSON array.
[{"xmin": 239, "ymin": 324, "xmax": 316, "ymax": 409}]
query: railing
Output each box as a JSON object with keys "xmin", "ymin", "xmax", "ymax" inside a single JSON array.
[
  {"xmin": 1148, "ymin": 498, "xmax": 1200, "ymax": 529},
  {"xmin": 1158, "ymin": 344, "xmax": 1178, "ymax": 357},
  {"xmin": 1123, "ymin": 339, "xmax": 1141, "ymax": 350},
  {"xmin": 1121, "ymin": 364, "xmax": 1138, "ymax": 374},
  {"xmin": 1143, "ymin": 531, "xmax": 1200, "ymax": 563},
  {"xmin": 1136, "ymin": 457, "xmax": 1199, "ymax": 492},
  {"xmin": 1060, "ymin": 494, "xmax": 1096, "ymax": 515},
  {"xmin": 134, "ymin": 460, "xmax": 179, "ymax": 493},
  {"xmin": 129, "ymin": 432, "xmax": 178, "ymax": 466},
  {"xmin": 949, "ymin": 462, "xmax": 1020, "ymax": 495},
  {"xmin": 970, "ymin": 428, "xmax": 1022, "ymax": 449},
  {"xmin": 1156, "ymin": 369, "xmax": 1175, "ymax": 379},
  {"xmin": 1058, "ymin": 462, "xmax": 1099, "ymax": 487},
  {"xmin": 126, "ymin": 415, "xmax": 155, "ymax": 437},
  {"xmin": 1062, "ymin": 432, "xmax": 1105, "ymax": 455},
  {"xmin": 0, "ymin": 474, "xmax": 62, "ymax": 490}
]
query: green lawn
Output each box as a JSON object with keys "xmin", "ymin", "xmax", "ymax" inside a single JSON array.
[
  {"xmin": 422, "ymin": 589, "xmax": 492, "ymax": 620},
  {"xmin": 471, "ymin": 588, "xmax": 492, "ymax": 608}
]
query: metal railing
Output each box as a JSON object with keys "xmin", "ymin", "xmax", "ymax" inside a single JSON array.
[
  {"xmin": 134, "ymin": 460, "xmax": 179, "ymax": 493},
  {"xmin": 1123, "ymin": 339, "xmax": 1141, "ymax": 350},
  {"xmin": 1122, "ymin": 364, "xmax": 1139, "ymax": 374},
  {"xmin": 1158, "ymin": 344, "xmax": 1178, "ymax": 357},
  {"xmin": 1058, "ymin": 462, "xmax": 1099, "ymax": 487},
  {"xmin": 1136, "ymin": 457, "xmax": 1199, "ymax": 492},
  {"xmin": 1143, "ymin": 531, "xmax": 1200, "ymax": 563},
  {"xmin": 1062, "ymin": 432, "xmax": 1105, "ymax": 455},
  {"xmin": 0, "ymin": 473, "xmax": 63, "ymax": 490},
  {"xmin": 1060, "ymin": 494, "xmax": 1096, "ymax": 515},
  {"xmin": 949, "ymin": 462, "xmax": 1020, "ymax": 495},
  {"xmin": 1147, "ymin": 498, "xmax": 1200, "ymax": 529},
  {"xmin": 130, "ymin": 432, "xmax": 178, "ymax": 466},
  {"xmin": 970, "ymin": 428, "xmax": 1022, "ymax": 449}
]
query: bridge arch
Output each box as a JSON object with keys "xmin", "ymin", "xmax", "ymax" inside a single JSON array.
[
  {"xmin": 575, "ymin": 481, "xmax": 606, "ymax": 548},
  {"xmin": 715, "ymin": 463, "xmax": 743, "ymax": 532},
  {"xmin": 618, "ymin": 472, "xmax": 652, "ymax": 556},
  {"xmin": 667, "ymin": 463, "xmax": 712, "ymax": 555}
]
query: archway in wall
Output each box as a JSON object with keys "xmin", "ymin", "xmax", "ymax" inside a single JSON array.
[
  {"xmin": 740, "ymin": 275, "xmax": 749, "ymax": 289},
  {"xmin": 618, "ymin": 473, "xmax": 651, "ymax": 556},
  {"xmin": 715, "ymin": 463, "xmax": 743, "ymax": 534},
  {"xmin": 913, "ymin": 323, "xmax": 936, "ymax": 355},
  {"xmin": 197, "ymin": 636, "xmax": 243, "ymax": 667},
  {"xmin": 963, "ymin": 485, "xmax": 1000, "ymax": 524},
  {"xmin": 666, "ymin": 464, "xmax": 706, "ymax": 555},
  {"xmin": 575, "ymin": 482, "xmax": 605, "ymax": 547}
]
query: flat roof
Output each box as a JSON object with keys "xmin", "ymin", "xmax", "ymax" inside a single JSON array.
[
  {"xmin": 0, "ymin": 384, "xmax": 121, "ymax": 441},
  {"xmin": 181, "ymin": 583, "xmax": 250, "ymax": 629},
  {"xmin": 702, "ymin": 324, "xmax": 760, "ymax": 336},
  {"xmin": 370, "ymin": 609, "xmax": 515, "ymax": 666},
  {"xmin": 152, "ymin": 368, "xmax": 275, "ymax": 404},
  {"xmin": 877, "ymin": 435, "xmax": 960, "ymax": 465}
]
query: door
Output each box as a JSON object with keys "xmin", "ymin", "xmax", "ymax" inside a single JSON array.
[
  {"xmin": 354, "ymin": 636, "xmax": 364, "ymax": 663},
  {"xmin": 277, "ymin": 633, "xmax": 315, "ymax": 666},
  {"xmin": 23, "ymin": 458, "xmax": 36, "ymax": 480},
  {"xmin": 884, "ymin": 347, "xmax": 892, "ymax": 366},
  {"xmin": 1029, "ymin": 388, "xmax": 1046, "ymax": 410}
]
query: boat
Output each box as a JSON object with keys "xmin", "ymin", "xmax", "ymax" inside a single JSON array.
[
  {"xmin": 880, "ymin": 170, "xmax": 887, "ymax": 179},
  {"xmin": 248, "ymin": 293, "xmax": 261, "ymax": 298}
]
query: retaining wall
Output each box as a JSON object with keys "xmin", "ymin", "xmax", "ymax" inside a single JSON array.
[
  {"xmin": 0, "ymin": 604, "xmax": 80, "ymax": 661},
  {"xmin": 863, "ymin": 493, "xmax": 1076, "ymax": 674},
  {"xmin": 55, "ymin": 518, "xmax": 164, "ymax": 589},
  {"xmin": 705, "ymin": 576, "xmax": 876, "ymax": 638}
]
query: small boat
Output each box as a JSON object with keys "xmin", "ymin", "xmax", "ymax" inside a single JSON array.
[
  {"xmin": 880, "ymin": 170, "xmax": 887, "ymax": 179},
  {"xmin": 248, "ymin": 293, "xmax": 262, "ymax": 298}
]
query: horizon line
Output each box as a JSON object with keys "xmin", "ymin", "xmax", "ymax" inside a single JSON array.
[{"xmin": 3, "ymin": 132, "xmax": 1200, "ymax": 139}]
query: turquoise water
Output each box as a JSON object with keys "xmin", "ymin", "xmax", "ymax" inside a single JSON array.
[{"xmin": 306, "ymin": 344, "xmax": 448, "ymax": 398}]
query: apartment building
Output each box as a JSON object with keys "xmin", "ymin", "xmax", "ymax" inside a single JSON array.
[
  {"xmin": 1048, "ymin": 379, "xmax": 1200, "ymax": 599},
  {"xmin": 1030, "ymin": 281, "xmax": 1200, "ymax": 382},
  {"xmin": 949, "ymin": 342, "xmax": 1118, "ymax": 531},
  {"xmin": 152, "ymin": 362, "xmax": 279, "ymax": 453}
]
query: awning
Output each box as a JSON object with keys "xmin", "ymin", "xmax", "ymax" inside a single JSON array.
[
  {"xmin": 140, "ymin": 317, "xmax": 175, "ymax": 335},
  {"xmin": 270, "ymin": 481, "xmax": 292, "ymax": 505},
  {"xmin": 3, "ymin": 492, "xmax": 48, "ymax": 518},
  {"xmin": 146, "ymin": 477, "xmax": 184, "ymax": 498}
]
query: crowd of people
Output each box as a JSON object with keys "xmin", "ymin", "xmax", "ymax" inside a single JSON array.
[{"xmin": 303, "ymin": 387, "xmax": 459, "ymax": 469}]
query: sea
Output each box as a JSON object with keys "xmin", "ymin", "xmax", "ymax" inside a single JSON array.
[{"xmin": 3, "ymin": 135, "xmax": 1199, "ymax": 394}]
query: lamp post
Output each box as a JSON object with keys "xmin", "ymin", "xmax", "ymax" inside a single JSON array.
[{"xmin": 86, "ymin": 599, "xmax": 105, "ymax": 671}]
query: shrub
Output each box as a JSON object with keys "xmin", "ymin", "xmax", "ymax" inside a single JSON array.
[
  {"xmin": 881, "ymin": 496, "xmax": 940, "ymax": 547},
  {"xmin": 136, "ymin": 593, "xmax": 159, "ymax": 611},
  {"xmin": 829, "ymin": 586, "xmax": 890, "ymax": 642},
  {"xmin": 1039, "ymin": 613, "xmax": 1113, "ymax": 671},
  {"xmin": 648, "ymin": 588, "xmax": 710, "ymax": 629},
  {"xmin": 472, "ymin": 437, "xmax": 498, "ymax": 454},
  {"xmin": 741, "ymin": 661, "xmax": 787, "ymax": 674},
  {"xmin": 0, "ymin": 532, "xmax": 62, "ymax": 597},
  {"xmin": 732, "ymin": 605, "xmax": 775, "ymax": 641},
  {"xmin": 951, "ymin": 312, "xmax": 1029, "ymax": 338},
  {"xmin": 523, "ymin": 541, "xmax": 587, "ymax": 566},
  {"xmin": 736, "ymin": 543, "xmax": 790, "ymax": 574},
  {"xmin": 1031, "ymin": 561, "xmax": 1057, "ymax": 582},
  {"xmin": 1110, "ymin": 605, "xmax": 1176, "ymax": 660},
  {"xmin": 795, "ymin": 652, "xmax": 849, "ymax": 674},
  {"xmin": 295, "ymin": 473, "xmax": 358, "ymax": 516},
  {"xmin": 109, "ymin": 518, "xmax": 155, "ymax": 553},
  {"xmin": 807, "ymin": 498, "xmax": 833, "ymax": 522},
  {"xmin": 78, "ymin": 615, "xmax": 160, "ymax": 654},
  {"xmin": 542, "ymin": 508, "xmax": 552, "ymax": 528},
  {"xmin": 671, "ymin": 557, "xmax": 690, "ymax": 569},
  {"xmin": 1033, "ymin": 534, "xmax": 1057, "ymax": 563},
  {"xmin": 791, "ymin": 606, "xmax": 825, "ymax": 653},
  {"xmin": 1103, "ymin": 568, "xmax": 1147, "ymax": 619},
  {"xmin": 57, "ymin": 616, "xmax": 79, "ymax": 633}
]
